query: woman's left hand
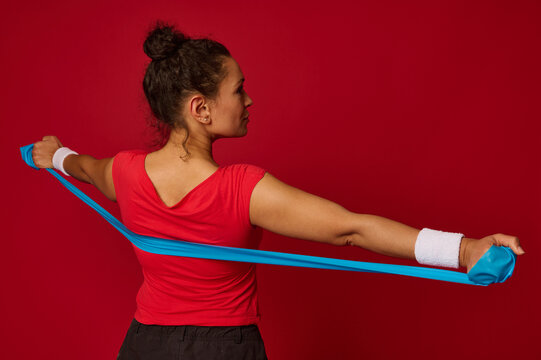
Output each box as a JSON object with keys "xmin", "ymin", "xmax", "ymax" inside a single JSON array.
[
  {"xmin": 460, "ymin": 234, "xmax": 525, "ymax": 273},
  {"xmin": 32, "ymin": 135, "xmax": 63, "ymax": 169}
]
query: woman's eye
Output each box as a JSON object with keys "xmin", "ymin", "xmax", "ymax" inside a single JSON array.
[{"xmin": 237, "ymin": 86, "xmax": 244, "ymax": 94}]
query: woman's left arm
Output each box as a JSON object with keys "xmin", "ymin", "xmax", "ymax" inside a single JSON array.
[{"xmin": 32, "ymin": 135, "xmax": 116, "ymax": 202}]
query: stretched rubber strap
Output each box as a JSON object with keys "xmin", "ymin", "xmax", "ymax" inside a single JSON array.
[{"xmin": 20, "ymin": 144, "xmax": 516, "ymax": 286}]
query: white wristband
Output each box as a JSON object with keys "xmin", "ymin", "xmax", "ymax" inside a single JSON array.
[
  {"xmin": 414, "ymin": 228, "xmax": 464, "ymax": 268},
  {"xmin": 52, "ymin": 147, "xmax": 79, "ymax": 176}
]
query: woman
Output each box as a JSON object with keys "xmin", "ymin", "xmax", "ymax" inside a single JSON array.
[{"xmin": 31, "ymin": 21, "xmax": 525, "ymax": 360}]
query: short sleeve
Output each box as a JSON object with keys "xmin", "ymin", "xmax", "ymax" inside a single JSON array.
[
  {"xmin": 237, "ymin": 164, "xmax": 267, "ymax": 227},
  {"xmin": 112, "ymin": 149, "xmax": 145, "ymax": 209},
  {"xmin": 112, "ymin": 151, "xmax": 130, "ymax": 207}
]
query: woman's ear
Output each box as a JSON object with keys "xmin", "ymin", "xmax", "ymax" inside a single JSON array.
[{"xmin": 188, "ymin": 95, "xmax": 210, "ymax": 124}]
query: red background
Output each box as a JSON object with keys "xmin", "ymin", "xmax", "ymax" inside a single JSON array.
[{"xmin": 3, "ymin": 1, "xmax": 540, "ymax": 359}]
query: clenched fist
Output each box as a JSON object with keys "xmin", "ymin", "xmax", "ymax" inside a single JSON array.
[
  {"xmin": 32, "ymin": 135, "xmax": 63, "ymax": 169},
  {"xmin": 461, "ymin": 233, "xmax": 525, "ymax": 273}
]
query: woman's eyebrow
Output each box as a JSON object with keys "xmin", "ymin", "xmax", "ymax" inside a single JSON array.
[{"xmin": 235, "ymin": 78, "xmax": 245, "ymax": 86}]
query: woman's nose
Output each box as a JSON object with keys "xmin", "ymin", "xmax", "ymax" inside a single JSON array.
[{"xmin": 246, "ymin": 93, "xmax": 253, "ymax": 107}]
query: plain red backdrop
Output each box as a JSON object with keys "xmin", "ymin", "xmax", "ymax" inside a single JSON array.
[{"xmin": 3, "ymin": 0, "xmax": 540, "ymax": 359}]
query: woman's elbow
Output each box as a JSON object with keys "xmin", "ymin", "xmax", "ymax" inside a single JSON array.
[
  {"xmin": 334, "ymin": 232, "xmax": 365, "ymax": 247},
  {"xmin": 332, "ymin": 212, "xmax": 370, "ymax": 247}
]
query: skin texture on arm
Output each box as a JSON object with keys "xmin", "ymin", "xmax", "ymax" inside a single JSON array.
[
  {"xmin": 249, "ymin": 172, "xmax": 362, "ymax": 246},
  {"xmin": 250, "ymin": 172, "xmax": 525, "ymax": 272},
  {"xmin": 249, "ymin": 172, "xmax": 424, "ymax": 256},
  {"xmin": 343, "ymin": 213, "xmax": 474, "ymax": 268},
  {"xmin": 63, "ymin": 155, "xmax": 116, "ymax": 202}
]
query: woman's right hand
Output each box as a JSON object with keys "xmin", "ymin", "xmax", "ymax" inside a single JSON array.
[
  {"xmin": 32, "ymin": 135, "xmax": 64, "ymax": 169},
  {"xmin": 460, "ymin": 234, "xmax": 525, "ymax": 273}
]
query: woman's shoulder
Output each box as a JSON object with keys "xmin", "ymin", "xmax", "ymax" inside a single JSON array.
[
  {"xmin": 116, "ymin": 148, "xmax": 147, "ymax": 155},
  {"xmin": 114, "ymin": 149, "xmax": 147, "ymax": 160},
  {"xmin": 223, "ymin": 163, "xmax": 267, "ymax": 176},
  {"xmin": 111, "ymin": 150, "xmax": 147, "ymax": 176}
]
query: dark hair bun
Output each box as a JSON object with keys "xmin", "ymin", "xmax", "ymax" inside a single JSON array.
[{"xmin": 143, "ymin": 20, "xmax": 188, "ymax": 61}]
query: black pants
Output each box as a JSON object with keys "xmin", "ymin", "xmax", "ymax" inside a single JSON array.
[{"xmin": 117, "ymin": 318, "xmax": 268, "ymax": 360}]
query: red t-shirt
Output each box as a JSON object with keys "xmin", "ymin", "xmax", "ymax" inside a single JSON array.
[{"xmin": 112, "ymin": 150, "xmax": 267, "ymax": 326}]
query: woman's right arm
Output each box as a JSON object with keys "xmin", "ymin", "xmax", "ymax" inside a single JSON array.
[
  {"xmin": 32, "ymin": 136, "xmax": 116, "ymax": 202},
  {"xmin": 249, "ymin": 172, "xmax": 525, "ymax": 272}
]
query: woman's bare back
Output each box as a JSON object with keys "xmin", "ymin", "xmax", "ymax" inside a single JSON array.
[{"xmin": 143, "ymin": 151, "xmax": 220, "ymax": 208}]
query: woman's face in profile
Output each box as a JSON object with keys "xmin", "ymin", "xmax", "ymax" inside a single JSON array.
[{"xmin": 210, "ymin": 56, "xmax": 253, "ymax": 138}]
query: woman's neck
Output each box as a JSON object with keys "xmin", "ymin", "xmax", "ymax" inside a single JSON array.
[{"xmin": 159, "ymin": 128, "xmax": 218, "ymax": 167}]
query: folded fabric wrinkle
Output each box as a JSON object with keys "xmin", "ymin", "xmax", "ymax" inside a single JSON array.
[{"xmin": 20, "ymin": 144, "xmax": 516, "ymax": 286}]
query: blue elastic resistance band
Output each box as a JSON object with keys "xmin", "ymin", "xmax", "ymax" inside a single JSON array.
[{"xmin": 20, "ymin": 144, "xmax": 516, "ymax": 286}]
